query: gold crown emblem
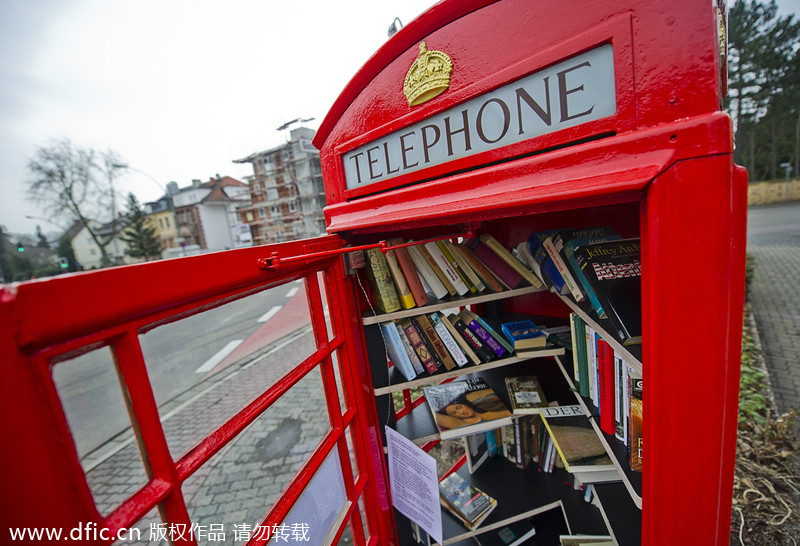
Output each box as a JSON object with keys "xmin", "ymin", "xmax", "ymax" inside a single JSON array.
[{"xmin": 403, "ymin": 42, "xmax": 453, "ymax": 106}]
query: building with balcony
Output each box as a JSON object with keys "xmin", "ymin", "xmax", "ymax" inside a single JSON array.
[{"xmin": 233, "ymin": 126, "xmax": 326, "ymax": 245}]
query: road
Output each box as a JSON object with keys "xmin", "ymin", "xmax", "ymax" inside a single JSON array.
[
  {"xmin": 746, "ymin": 200, "xmax": 800, "ymax": 414},
  {"xmin": 53, "ymin": 279, "xmax": 308, "ymax": 459}
]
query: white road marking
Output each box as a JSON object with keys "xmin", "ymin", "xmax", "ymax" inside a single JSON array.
[
  {"xmin": 195, "ymin": 340, "xmax": 243, "ymax": 374},
  {"xmin": 285, "ymin": 286, "xmax": 300, "ymax": 298},
  {"xmin": 257, "ymin": 305, "xmax": 282, "ymax": 323}
]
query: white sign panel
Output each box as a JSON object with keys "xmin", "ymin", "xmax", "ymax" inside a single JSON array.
[{"xmin": 343, "ymin": 44, "xmax": 616, "ymax": 190}]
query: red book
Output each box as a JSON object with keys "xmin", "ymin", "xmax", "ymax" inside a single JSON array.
[
  {"xmin": 465, "ymin": 238, "xmax": 523, "ymax": 289},
  {"xmin": 388, "ymin": 239, "xmax": 429, "ymax": 307},
  {"xmin": 597, "ymin": 338, "xmax": 616, "ymax": 435}
]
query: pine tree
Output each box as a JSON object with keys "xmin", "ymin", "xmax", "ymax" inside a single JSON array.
[{"xmin": 119, "ymin": 193, "xmax": 162, "ymax": 261}]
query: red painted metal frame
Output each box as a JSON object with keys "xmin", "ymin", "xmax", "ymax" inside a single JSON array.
[
  {"xmin": 312, "ymin": 0, "xmax": 745, "ymax": 544},
  {"xmin": 0, "ymin": 237, "xmax": 391, "ymax": 545}
]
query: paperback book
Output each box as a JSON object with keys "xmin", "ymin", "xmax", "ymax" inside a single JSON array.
[
  {"xmin": 540, "ymin": 405, "xmax": 617, "ymax": 483},
  {"xmin": 505, "ymin": 375, "xmax": 548, "ymax": 414},
  {"xmin": 501, "ymin": 319, "xmax": 547, "ymax": 351},
  {"xmin": 439, "ymin": 472, "xmax": 498, "ymax": 531},
  {"xmin": 423, "ymin": 377, "xmax": 513, "ymax": 440}
]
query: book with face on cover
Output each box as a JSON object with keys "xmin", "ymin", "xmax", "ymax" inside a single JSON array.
[{"xmin": 423, "ymin": 377, "xmax": 513, "ymax": 440}]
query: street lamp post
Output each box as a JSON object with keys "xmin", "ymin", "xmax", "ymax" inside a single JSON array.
[{"xmin": 112, "ymin": 163, "xmax": 167, "ymax": 193}]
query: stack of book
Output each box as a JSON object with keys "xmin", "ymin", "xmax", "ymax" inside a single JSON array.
[
  {"xmin": 526, "ymin": 227, "xmax": 642, "ymax": 346},
  {"xmin": 569, "ymin": 313, "xmax": 642, "ymax": 473},
  {"xmin": 439, "ymin": 472, "xmax": 498, "ymax": 531},
  {"xmin": 360, "ymin": 234, "xmax": 545, "ymax": 315}
]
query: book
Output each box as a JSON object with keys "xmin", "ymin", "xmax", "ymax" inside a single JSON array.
[
  {"xmin": 439, "ymin": 472, "xmax": 497, "ymax": 531},
  {"xmin": 547, "ymin": 227, "xmax": 619, "ymax": 302},
  {"xmin": 364, "ymin": 247, "xmax": 401, "ymax": 314},
  {"xmin": 559, "ymin": 535, "xmax": 614, "ymax": 546},
  {"xmin": 425, "ymin": 241, "xmax": 469, "ymax": 295},
  {"xmin": 457, "ymin": 310, "xmax": 508, "ymax": 359},
  {"xmin": 464, "ymin": 432, "xmax": 490, "ymax": 474},
  {"xmin": 465, "ymin": 310, "xmax": 515, "ymax": 355},
  {"xmin": 565, "ymin": 232, "xmax": 622, "ymax": 319},
  {"xmin": 423, "ymin": 377, "xmax": 513, "ymax": 440},
  {"xmin": 456, "ymin": 242, "xmax": 506, "ymax": 293},
  {"xmin": 500, "ymin": 319, "xmax": 547, "ymax": 351},
  {"xmin": 417, "ymin": 242, "xmax": 457, "ymax": 296},
  {"xmin": 573, "ymin": 238, "xmax": 643, "ymax": 345},
  {"xmin": 387, "ymin": 238, "xmax": 429, "ymax": 307},
  {"xmin": 513, "ymin": 415, "xmax": 533, "ymax": 469},
  {"xmin": 465, "ymin": 237, "xmax": 524, "ymax": 289},
  {"xmin": 399, "ymin": 318, "xmax": 438, "ymax": 375},
  {"xmin": 379, "ymin": 322, "xmax": 417, "ymax": 381},
  {"xmin": 437, "ymin": 311, "xmax": 482, "ymax": 366},
  {"xmin": 540, "ymin": 405, "xmax": 617, "ymax": 483},
  {"xmin": 596, "ymin": 338, "xmax": 616, "ymax": 435},
  {"xmin": 448, "ymin": 313, "xmax": 497, "ymax": 363},
  {"xmin": 569, "ymin": 313, "xmax": 590, "ymax": 397},
  {"xmin": 505, "ymin": 376, "xmax": 548, "ymax": 414},
  {"xmin": 436, "ymin": 240, "xmax": 477, "ymax": 293},
  {"xmin": 443, "ymin": 240, "xmax": 486, "ymax": 292},
  {"xmin": 526, "ymin": 229, "xmax": 567, "ymax": 293},
  {"xmin": 429, "ymin": 312, "xmax": 469, "ymax": 367},
  {"xmin": 415, "ymin": 314, "xmax": 457, "ymax": 371},
  {"xmin": 407, "ymin": 244, "xmax": 449, "ymax": 300},
  {"xmin": 384, "ymin": 244, "xmax": 416, "ymax": 309},
  {"xmin": 628, "ymin": 371, "xmax": 643, "ymax": 472},
  {"xmin": 396, "ymin": 322, "xmax": 425, "ymax": 376},
  {"xmin": 479, "ymin": 234, "xmax": 544, "ymax": 289},
  {"xmin": 475, "ymin": 518, "xmax": 536, "ymax": 546}
]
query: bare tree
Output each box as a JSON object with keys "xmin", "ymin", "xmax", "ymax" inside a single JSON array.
[{"xmin": 26, "ymin": 138, "xmax": 126, "ymax": 267}]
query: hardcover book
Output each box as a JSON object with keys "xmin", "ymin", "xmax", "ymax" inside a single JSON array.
[
  {"xmin": 407, "ymin": 244, "xmax": 449, "ymax": 300},
  {"xmin": 573, "ymin": 238, "xmax": 643, "ymax": 345},
  {"xmin": 396, "ymin": 322, "xmax": 425, "ymax": 376},
  {"xmin": 526, "ymin": 229, "xmax": 567, "ymax": 293},
  {"xmin": 456, "ymin": 242, "xmax": 506, "ymax": 293},
  {"xmin": 379, "ymin": 322, "xmax": 417, "ymax": 381},
  {"xmin": 417, "ymin": 242, "xmax": 457, "ymax": 296},
  {"xmin": 399, "ymin": 318, "xmax": 438, "ymax": 375},
  {"xmin": 387, "ymin": 238, "xmax": 429, "ymax": 307},
  {"xmin": 540, "ymin": 405, "xmax": 617, "ymax": 483},
  {"xmin": 444, "ymin": 239, "xmax": 486, "ymax": 292},
  {"xmin": 505, "ymin": 375, "xmax": 548, "ymax": 414},
  {"xmin": 425, "ymin": 241, "xmax": 469, "ymax": 296},
  {"xmin": 364, "ymin": 247, "xmax": 401, "ymax": 314},
  {"xmin": 423, "ymin": 377, "xmax": 513, "ymax": 440},
  {"xmin": 439, "ymin": 472, "xmax": 498, "ymax": 531},
  {"xmin": 464, "ymin": 237, "xmax": 524, "ymax": 289},
  {"xmin": 548, "ymin": 226, "xmax": 619, "ymax": 302},
  {"xmin": 501, "ymin": 319, "xmax": 547, "ymax": 351},
  {"xmin": 416, "ymin": 313, "xmax": 457, "ymax": 371},
  {"xmin": 564, "ymin": 230, "xmax": 622, "ymax": 319},
  {"xmin": 628, "ymin": 371, "xmax": 643, "ymax": 472},
  {"xmin": 448, "ymin": 313, "xmax": 497, "ymax": 363},
  {"xmin": 479, "ymin": 234, "xmax": 543, "ymax": 289}
]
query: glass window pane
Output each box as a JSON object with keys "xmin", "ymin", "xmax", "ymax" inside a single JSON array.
[
  {"xmin": 181, "ymin": 366, "xmax": 330, "ymax": 543},
  {"xmin": 138, "ymin": 283, "xmax": 314, "ymax": 457},
  {"xmin": 51, "ymin": 347, "xmax": 149, "ymax": 515}
]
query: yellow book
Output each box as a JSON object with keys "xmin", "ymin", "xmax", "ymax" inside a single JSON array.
[{"xmin": 385, "ymin": 247, "xmax": 416, "ymax": 309}]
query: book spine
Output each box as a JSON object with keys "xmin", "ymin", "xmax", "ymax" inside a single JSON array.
[
  {"xmin": 426, "ymin": 241, "xmax": 469, "ymax": 295},
  {"xmin": 416, "ymin": 314, "xmax": 457, "ymax": 370},
  {"xmin": 365, "ymin": 248, "xmax": 401, "ymax": 314},
  {"xmin": 597, "ymin": 338, "xmax": 616, "ymax": 435},
  {"xmin": 396, "ymin": 322, "xmax": 424, "ymax": 376},
  {"xmin": 438, "ymin": 312, "xmax": 481, "ymax": 365},
  {"xmin": 628, "ymin": 372, "xmax": 643, "ymax": 472},
  {"xmin": 444, "ymin": 240, "xmax": 485, "ymax": 292},
  {"xmin": 479, "ymin": 233, "xmax": 543, "ymax": 288},
  {"xmin": 430, "ymin": 313, "xmax": 469, "ymax": 367},
  {"xmin": 586, "ymin": 326, "xmax": 597, "ymax": 405},
  {"xmin": 456, "ymin": 243, "xmax": 506, "ymax": 292},
  {"xmin": 475, "ymin": 316, "xmax": 514, "ymax": 354},
  {"xmin": 436, "ymin": 240, "xmax": 476, "ymax": 293},
  {"xmin": 400, "ymin": 319, "xmax": 437, "ymax": 375},
  {"xmin": 450, "ymin": 315, "xmax": 495, "ymax": 362},
  {"xmin": 543, "ymin": 235, "xmax": 583, "ymax": 301},
  {"xmin": 391, "ymin": 240, "xmax": 430, "ymax": 307},
  {"xmin": 570, "ymin": 245, "xmax": 608, "ymax": 318},
  {"xmin": 614, "ymin": 353, "xmax": 625, "ymax": 441},
  {"xmin": 411, "ymin": 316, "xmax": 443, "ymax": 371},
  {"xmin": 384, "ymin": 247, "xmax": 416, "ymax": 309},
  {"xmin": 380, "ymin": 322, "xmax": 415, "ymax": 381},
  {"xmin": 407, "ymin": 244, "xmax": 448, "ymax": 300},
  {"xmin": 465, "ymin": 238, "xmax": 522, "ymax": 289},
  {"xmin": 466, "ymin": 318, "xmax": 507, "ymax": 358},
  {"xmin": 418, "ymin": 243, "xmax": 457, "ymax": 296}
]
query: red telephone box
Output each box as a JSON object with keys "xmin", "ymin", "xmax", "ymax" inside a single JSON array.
[{"xmin": 1, "ymin": 0, "xmax": 745, "ymax": 544}]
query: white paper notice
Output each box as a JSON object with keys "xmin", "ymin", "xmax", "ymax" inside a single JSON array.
[{"xmin": 385, "ymin": 426, "xmax": 443, "ymax": 544}]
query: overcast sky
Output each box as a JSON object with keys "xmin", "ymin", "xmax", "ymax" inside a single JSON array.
[{"xmin": 2, "ymin": 0, "xmax": 798, "ymax": 237}]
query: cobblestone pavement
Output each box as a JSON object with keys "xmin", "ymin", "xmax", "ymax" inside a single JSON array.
[
  {"xmin": 84, "ymin": 326, "xmax": 335, "ymax": 545},
  {"xmin": 746, "ymin": 202, "xmax": 800, "ymax": 414}
]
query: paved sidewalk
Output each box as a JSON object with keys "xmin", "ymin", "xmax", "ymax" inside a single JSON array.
[
  {"xmin": 747, "ymin": 203, "xmax": 800, "ymax": 414},
  {"xmin": 82, "ymin": 287, "xmax": 334, "ymax": 545}
]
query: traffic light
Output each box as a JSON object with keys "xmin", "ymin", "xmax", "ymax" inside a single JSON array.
[
  {"xmin": 58, "ymin": 257, "xmax": 69, "ymax": 270},
  {"xmin": 16, "ymin": 241, "xmax": 24, "ymax": 252}
]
